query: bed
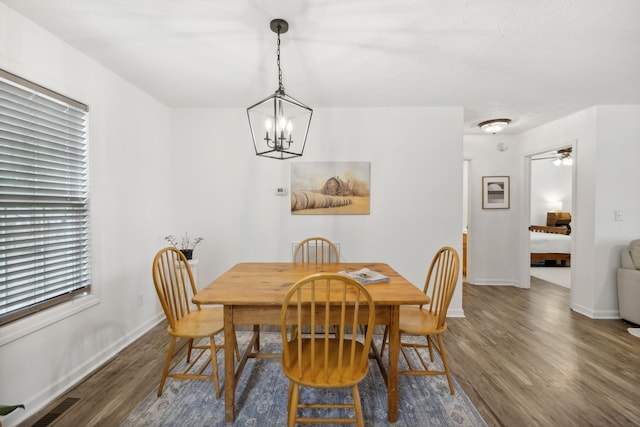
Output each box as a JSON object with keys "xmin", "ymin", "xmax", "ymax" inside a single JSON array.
[{"xmin": 529, "ymin": 211, "xmax": 572, "ymax": 265}]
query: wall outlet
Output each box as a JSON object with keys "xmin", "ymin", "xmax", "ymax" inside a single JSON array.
[{"xmin": 275, "ymin": 187, "xmax": 288, "ymax": 196}]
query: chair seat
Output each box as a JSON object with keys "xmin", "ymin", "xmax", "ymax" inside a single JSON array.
[
  {"xmin": 169, "ymin": 307, "xmax": 224, "ymax": 338},
  {"xmin": 398, "ymin": 305, "xmax": 447, "ymax": 336},
  {"xmin": 282, "ymin": 338, "xmax": 369, "ymax": 387}
]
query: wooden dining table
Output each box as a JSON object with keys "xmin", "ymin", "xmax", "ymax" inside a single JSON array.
[{"xmin": 192, "ymin": 262, "xmax": 429, "ymax": 424}]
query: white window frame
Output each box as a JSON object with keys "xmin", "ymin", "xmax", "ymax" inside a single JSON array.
[{"xmin": 0, "ymin": 69, "xmax": 91, "ymax": 329}]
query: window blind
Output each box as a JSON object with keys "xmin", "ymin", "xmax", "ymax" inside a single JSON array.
[{"xmin": 0, "ymin": 69, "xmax": 90, "ymax": 326}]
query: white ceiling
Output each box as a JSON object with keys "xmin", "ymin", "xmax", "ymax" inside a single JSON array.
[{"xmin": 3, "ymin": 0, "xmax": 640, "ymax": 135}]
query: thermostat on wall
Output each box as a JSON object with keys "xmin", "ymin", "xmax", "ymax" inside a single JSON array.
[{"xmin": 275, "ymin": 187, "xmax": 288, "ymax": 196}]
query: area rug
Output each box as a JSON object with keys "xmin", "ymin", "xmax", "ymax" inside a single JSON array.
[
  {"xmin": 121, "ymin": 332, "xmax": 487, "ymax": 427},
  {"xmin": 629, "ymin": 328, "xmax": 640, "ymax": 339}
]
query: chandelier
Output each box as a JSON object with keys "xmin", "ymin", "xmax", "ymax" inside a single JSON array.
[{"xmin": 247, "ymin": 19, "xmax": 313, "ymax": 159}]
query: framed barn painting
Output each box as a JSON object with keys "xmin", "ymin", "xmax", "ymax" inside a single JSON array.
[
  {"xmin": 482, "ymin": 176, "xmax": 510, "ymax": 209},
  {"xmin": 291, "ymin": 162, "xmax": 370, "ymax": 215}
]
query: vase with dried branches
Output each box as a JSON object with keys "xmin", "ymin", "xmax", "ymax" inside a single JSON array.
[{"xmin": 164, "ymin": 233, "xmax": 203, "ymax": 260}]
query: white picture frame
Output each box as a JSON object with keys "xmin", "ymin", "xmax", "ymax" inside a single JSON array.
[{"xmin": 482, "ymin": 176, "xmax": 510, "ymax": 209}]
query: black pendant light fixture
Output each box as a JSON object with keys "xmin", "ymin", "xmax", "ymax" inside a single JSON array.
[{"xmin": 247, "ymin": 19, "xmax": 313, "ymax": 159}]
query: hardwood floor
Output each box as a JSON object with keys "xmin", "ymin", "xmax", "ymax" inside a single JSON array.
[
  {"xmin": 447, "ymin": 279, "xmax": 640, "ymax": 426},
  {"xmin": 19, "ymin": 279, "xmax": 640, "ymax": 426}
]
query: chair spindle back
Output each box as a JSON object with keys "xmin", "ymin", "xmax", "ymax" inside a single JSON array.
[
  {"xmin": 152, "ymin": 247, "xmax": 199, "ymax": 331},
  {"xmin": 422, "ymin": 246, "xmax": 460, "ymax": 328},
  {"xmin": 293, "ymin": 237, "xmax": 339, "ymax": 263},
  {"xmin": 281, "ymin": 273, "xmax": 375, "ymax": 384}
]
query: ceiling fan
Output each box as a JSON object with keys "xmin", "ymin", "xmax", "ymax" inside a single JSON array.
[{"xmin": 532, "ymin": 147, "xmax": 573, "ymax": 166}]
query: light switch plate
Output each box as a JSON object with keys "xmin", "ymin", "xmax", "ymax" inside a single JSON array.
[{"xmin": 614, "ymin": 210, "xmax": 623, "ymax": 222}]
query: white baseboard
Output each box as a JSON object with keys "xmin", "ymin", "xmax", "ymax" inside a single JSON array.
[
  {"xmin": 447, "ymin": 308, "xmax": 465, "ymax": 318},
  {"xmin": 571, "ymin": 303, "xmax": 620, "ymax": 320}
]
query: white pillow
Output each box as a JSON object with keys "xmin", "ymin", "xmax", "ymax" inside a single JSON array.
[{"xmin": 630, "ymin": 240, "xmax": 640, "ymax": 269}]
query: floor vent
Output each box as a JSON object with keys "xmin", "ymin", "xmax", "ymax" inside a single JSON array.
[{"xmin": 32, "ymin": 397, "xmax": 80, "ymax": 427}]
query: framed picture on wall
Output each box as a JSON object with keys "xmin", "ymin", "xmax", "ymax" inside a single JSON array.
[
  {"xmin": 291, "ymin": 161, "xmax": 371, "ymax": 215},
  {"xmin": 482, "ymin": 176, "xmax": 510, "ymax": 209}
]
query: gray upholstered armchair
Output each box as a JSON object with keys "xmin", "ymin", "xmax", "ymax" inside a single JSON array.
[{"xmin": 617, "ymin": 239, "xmax": 640, "ymax": 325}]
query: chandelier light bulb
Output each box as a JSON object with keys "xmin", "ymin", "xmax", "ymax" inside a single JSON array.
[
  {"xmin": 278, "ymin": 116, "xmax": 287, "ymax": 131},
  {"xmin": 265, "ymin": 119, "xmax": 273, "ymax": 131}
]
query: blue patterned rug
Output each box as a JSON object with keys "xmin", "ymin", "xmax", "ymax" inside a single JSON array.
[{"xmin": 121, "ymin": 332, "xmax": 487, "ymax": 427}]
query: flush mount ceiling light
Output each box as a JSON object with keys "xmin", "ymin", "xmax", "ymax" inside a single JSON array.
[
  {"xmin": 478, "ymin": 118, "xmax": 512, "ymax": 134},
  {"xmin": 247, "ymin": 19, "xmax": 313, "ymax": 160}
]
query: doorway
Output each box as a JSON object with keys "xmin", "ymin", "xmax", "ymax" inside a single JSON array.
[{"xmin": 529, "ymin": 146, "xmax": 573, "ymax": 289}]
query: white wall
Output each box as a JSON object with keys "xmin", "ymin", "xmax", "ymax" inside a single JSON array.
[
  {"xmin": 171, "ymin": 107, "xmax": 465, "ymax": 311},
  {"xmin": 530, "ymin": 158, "xmax": 572, "ymax": 225},
  {"xmin": 463, "ymin": 135, "xmax": 522, "ymax": 285},
  {"xmin": 0, "ymin": 5, "xmax": 172, "ymax": 425},
  {"xmin": 592, "ymin": 106, "xmax": 640, "ymax": 316}
]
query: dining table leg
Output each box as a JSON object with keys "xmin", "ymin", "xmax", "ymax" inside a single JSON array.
[
  {"xmin": 388, "ymin": 305, "xmax": 400, "ymax": 422},
  {"xmin": 224, "ymin": 305, "xmax": 235, "ymax": 424}
]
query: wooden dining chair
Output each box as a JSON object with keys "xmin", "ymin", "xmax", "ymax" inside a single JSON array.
[
  {"xmin": 292, "ymin": 237, "xmax": 341, "ymax": 336},
  {"xmin": 280, "ymin": 273, "xmax": 375, "ymax": 427},
  {"xmin": 293, "ymin": 237, "xmax": 339, "ymax": 263},
  {"xmin": 381, "ymin": 246, "xmax": 460, "ymax": 394},
  {"xmin": 151, "ymin": 247, "xmax": 238, "ymax": 399}
]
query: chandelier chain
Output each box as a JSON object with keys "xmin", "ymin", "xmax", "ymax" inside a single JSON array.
[{"xmin": 276, "ymin": 27, "xmax": 284, "ymax": 93}]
